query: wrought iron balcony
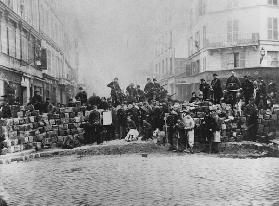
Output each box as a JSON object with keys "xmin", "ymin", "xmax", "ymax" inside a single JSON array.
[{"xmin": 205, "ymin": 33, "xmax": 260, "ymax": 49}]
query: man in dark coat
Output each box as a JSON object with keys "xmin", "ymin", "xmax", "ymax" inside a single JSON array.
[
  {"xmin": 0, "ymin": 95, "xmax": 11, "ymax": 119},
  {"xmin": 107, "ymin": 78, "xmax": 122, "ymax": 106},
  {"xmin": 166, "ymin": 109, "xmax": 179, "ymax": 151},
  {"xmin": 75, "ymin": 87, "xmax": 88, "ymax": 105},
  {"xmin": 200, "ymin": 79, "xmax": 211, "ymax": 101},
  {"xmin": 243, "ymin": 98, "xmax": 258, "ymax": 141},
  {"xmin": 144, "ymin": 78, "xmax": 154, "ymax": 102},
  {"xmin": 117, "ymin": 104, "xmax": 127, "ymax": 139},
  {"xmin": 89, "ymin": 105, "xmax": 102, "ymax": 144},
  {"xmin": 211, "ymin": 74, "xmax": 223, "ymax": 104},
  {"xmin": 241, "ymin": 76, "xmax": 254, "ymax": 105},
  {"xmin": 136, "ymin": 85, "xmax": 145, "ymax": 102},
  {"xmin": 31, "ymin": 90, "xmax": 43, "ymax": 112},
  {"xmin": 126, "ymin": 83, "xmax": 137, "ymax": 98},
  {"xmin": 42, "ymin": 98, "xmax": 53, "ymax": 113}
]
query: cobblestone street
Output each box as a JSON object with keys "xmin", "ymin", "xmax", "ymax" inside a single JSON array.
[{"xmin": 0, "ymin": 154, "xmax": 279, "ymax": 206}]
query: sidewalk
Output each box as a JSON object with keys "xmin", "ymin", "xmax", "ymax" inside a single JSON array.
[
  {"xmin": 0, "ymin": 140, "xmax": 278, "ymax": 164},
  {"xmin": 0, "ymin": 140, "xmax": 166, "ymax": 164}
]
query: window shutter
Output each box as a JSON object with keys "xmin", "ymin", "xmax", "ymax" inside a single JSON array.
[
  {"xmin": 240, "ymin": 51, "xmax": 246, "ymax": 67},
  {"xmin": 268, "ymin": 18, "xmax": 273, "ymax": 39},
  {"xmin": 273, "ymin": 18, "xmax": 278, "ymax": 40}
]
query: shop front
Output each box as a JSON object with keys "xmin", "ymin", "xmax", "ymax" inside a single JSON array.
[{"xmin": 0, "ymin": 67, "xmax": 23, "ymax": 104}]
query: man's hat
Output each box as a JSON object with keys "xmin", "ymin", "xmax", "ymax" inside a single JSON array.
[
  {"xmin": 213, "ymin": 73, "xmax": 218, "ymax": 77},
  {"xmin": 244, "ymin": 75, "xmax": 248, "ymax": 78},
  {"xmin": 114, "ymin": 77, "xmax": 118, "ymax": 80},
  {"xmin": 79, "ymin": 87, "xmax": 83, "ymax": 90},
  {"xmin": 153, "ymin": 78, "xmax": 157, "ymax": 81},
  {"xmin": 200, "ymin": 78, "xmax": 205, "ymax": 81}
]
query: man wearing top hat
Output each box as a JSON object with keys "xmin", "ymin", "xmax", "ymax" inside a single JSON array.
[{"xmin": 211, "ymin": 73, "xmax": 223, "ymax": 104}]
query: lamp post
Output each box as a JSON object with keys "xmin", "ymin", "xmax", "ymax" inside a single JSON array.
[{"xmin": 260, "ymin": 47, "xmax": 265, "ymax": 64}]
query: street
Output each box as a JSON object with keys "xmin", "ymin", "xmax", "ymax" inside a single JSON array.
[{"xmin": 1, "ymin": 154, "xmax": 278, "ymax": 206}]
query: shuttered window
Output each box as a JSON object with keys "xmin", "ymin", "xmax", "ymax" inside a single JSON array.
[{"xmin": 268, "ymin": 18, "xmax": 278, "ymax": 40}]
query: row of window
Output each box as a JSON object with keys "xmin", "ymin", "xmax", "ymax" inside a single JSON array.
[
  {"xmin": 1, "ymin": 0, "xmax": 40, "ymax": 30},
  {"xmin": 1, "ymin": 0, "xmax": 64, "ymax": 52},
  {"xmin": 188, "ymin": 17, "xmax": 279, "ymax": 57},
  {"xmin": 190, "ymin": 0, "xmax": 278, "ymax": 29},
  {"xmin": 0, "ymin": 20, "xmax": 36, "ymax": 62},
  {"xmin": 154, "ymin": 58, "xmax": 173, "ymax": 76},
  {"xmin": 0, "ymin": 19, "xmax": 65, "ymax": 79}
]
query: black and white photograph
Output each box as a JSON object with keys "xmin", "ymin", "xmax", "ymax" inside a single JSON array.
[{"xmin": 0, "ymin": 0, "xmax": 279, "ymax": 205}]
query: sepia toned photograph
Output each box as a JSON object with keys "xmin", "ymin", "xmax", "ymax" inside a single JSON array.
[{"xmin": 0, "ymin": 0, "xmax": 279, "ymax": 205}]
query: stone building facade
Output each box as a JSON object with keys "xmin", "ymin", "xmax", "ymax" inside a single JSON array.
[{"xmin": 0, "ymin": 0, "xmax": 79, "ymax": 105}]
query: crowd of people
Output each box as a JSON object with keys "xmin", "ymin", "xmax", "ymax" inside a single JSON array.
[{"xmin": 0, "ymin": 72, "xmax": 278, "ymax": 153}]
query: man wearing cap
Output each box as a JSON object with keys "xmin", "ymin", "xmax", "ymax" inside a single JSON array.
[
  {"xmin": 211, "ymin": 74, "xmax": 223, "ymax": 104},
  {"xmin": 107, "ymin": 78, "xmax": 122, "ymax": 106},
  {"xmin": 75, "ymin": 87, "xmax": 88, "ymax": 105},
  {"xmin": 199, "ymin": 79, "xmax": 211, "ymax": 101},
  {"xmin": 144, "ymin": 78, "xmax": 154, "ymax": 102},
  {"xmin": 241, "ymin": 75, "xmax": 254, "ymax": 105}
]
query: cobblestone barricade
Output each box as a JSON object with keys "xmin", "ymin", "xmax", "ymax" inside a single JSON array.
[{"xmin": 0, "ymin": 106, "xmax": 88, "ymax": 154}]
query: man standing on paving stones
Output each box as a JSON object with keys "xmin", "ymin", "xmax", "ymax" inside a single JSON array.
[
  {"xmin": 211, "ymin": 74, "xmax": 223, "ymax": 104},
  {"xmin": 166, "ymin": 108, "xmax": 180, "ymax": 151},
  {"xmin": 181, "ymin": 109, "xmax": 195, "ymax": 153},
  {"xmin": 89, "ymin": 105, "xmax": 102, "ymax": 144},
  {"xmin": 243, "ymin": 98, "xmax": 258, "ymax": 142}
]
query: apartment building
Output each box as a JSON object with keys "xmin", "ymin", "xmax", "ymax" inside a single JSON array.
[
  {"xmin": 178, "ymin": 0, "xmax": 279, "ymax": 100},
  {"xmin": 0, "ymin": 0, "xmax": 79, "ymax": 104},
  {"xmin": 152, "ymin": 0, "xmax": 188, "ymax": 100}
]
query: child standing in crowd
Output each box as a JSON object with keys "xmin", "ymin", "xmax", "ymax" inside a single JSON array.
[
  {"xmin": 181, "ymin": 109, "xmax": 195, "ymax": 153},
  {"xmin": 212, "ymin": 112, "xmax": 222, "ymax": 153}
]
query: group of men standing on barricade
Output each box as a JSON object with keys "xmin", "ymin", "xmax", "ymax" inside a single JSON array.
[
  {"xmin": 107, "ymin": 77, "xmax": 168, "ymax": 106},
  {"xmin": 198, "ymin": 71, "xmax": 277, "ymax": 110}
]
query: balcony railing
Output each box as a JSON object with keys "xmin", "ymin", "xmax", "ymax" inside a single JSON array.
[{"xmin": 205, "ymin": 33, "xmax": 260, "ymax": 49}]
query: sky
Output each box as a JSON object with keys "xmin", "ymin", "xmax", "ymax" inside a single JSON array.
[{"xmin": 62, "ymin": 0, "xmax": 188, "ymax": 96}]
